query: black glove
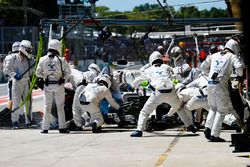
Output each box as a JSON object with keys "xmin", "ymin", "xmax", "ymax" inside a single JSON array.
[
  {"xmin": 127, "ymin": 84, "xmax": 134, "ymax": 92},
  {"xmin": 58, "ymin": 78, "xmax": 65, "ymax": 85},
  {"xmin": 37, "ymin": 77, "xmax": 44, "ymax": 90},
  {"xmin": 118, "ymin": 107, "xmax": 125, "ymax": 117},
  {"xmin": 237, "ymin": 76, "xmax": 244, "ymax": 83},
  {"xmin": 45, "ymin": 78, "xmax": 49, "ymax": 86},
  {"xmin": 82, "ymin": 79, "xmax": 87, "ymax": 86}
]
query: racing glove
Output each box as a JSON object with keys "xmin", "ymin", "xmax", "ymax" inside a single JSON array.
[
  {"xmin": 58, "ymin": 78, "xmax": 65, "ymax": 85},
  {"xmin": 36, "ymin": 77, "xmax": 44, "ymax": 90},
  {"xmin": 14, "ymin": 73, "xmax": 22, "ymax": 80},
  {"xmin": 127, "ymin": 84, "xmax": 134, "ymax": 92}
]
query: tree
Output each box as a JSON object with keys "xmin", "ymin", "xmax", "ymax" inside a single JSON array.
[
  {"xmin": 177, "ymin": 6, "xmax": 200, "ymax": 18},
  {"xmin": 133, "ymin": 3, "xmax": 160, "ymax": 12},
  {"xmin": 0, "ymin": 1, "xmax": 230, "ymax": 28},
  {"xmin": 0, "ymin": 0, "xmax": 58, "ymax": 26},
  {"xmin": 0, "ymin": 0, "xmax": 23, "ymax": 26},
  {"xmin": 96, "ymin": 6, "xmax": 110, "ymax": 16},
  {"xmin": 199, "ymin": 9, "xmax": 210, "ymax": 18},
  {"xmin": 209, "ymin": 7, "xmax": 229, "ymax": 18}
]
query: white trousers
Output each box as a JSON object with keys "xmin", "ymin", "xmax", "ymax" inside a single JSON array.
[
  {"xmin": 42, "ymin": 85, "xmax": 66, "ymax": 130},
  {"xmin": 205, "ymin": 83, "xmax": 232, "ymax": 137},
  {"xmin": 137, "ymin": 90, "xmax": 181, "ymax": 131},
  {"xmin": 79, "ymin": 103, "xmax": 104, "ymax": 127},
  {"xmin": 72, "ymin": 85, "xmax": 86, "ymax": 127},
  {"xmin": 12, "ymin": 79, "xmax": 32, "ymax": 124},
  {"xmin": 178, "ymin": 87, "xmax": 209, "ymax": 126}
]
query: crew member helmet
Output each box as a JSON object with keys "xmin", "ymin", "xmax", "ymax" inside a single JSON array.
[
  {"xmin": 48, "ymin": 39, "xmax": 62, "ymax": 56},
  {"xmin": 225, "ymin": 39, "xmax": 240, "ymax": 55},
  {"xmin": 170, "ymin": 46, "xmax": 182, "ymax": 58},
  {"xmin": 180, "ymin": 64, "xmax": 191, "ymax": 78},
  {"xmin": 12, "ymin": 41, "xmax": 20, "ymax": 53},
  {"xmin": 149, "ymin": 51, "xmax": 162, "ymax": 65},
  {"xmin": 88, "ymin": 63, "xmax": 101, "ymax": 73},
  {"xmin": 19, "ymin": 40, "xmax": 33, "ymax": 59},
  {"xmin": 179, "ymin": 41, "xmax": 186, "ymax": 47},
  {"xmin": 210, "ymin": 45, "xmax": 218, "ymax": 54},
  {"xmin": 157, "ymin": 45, "xmax": 165, "ymax": 54},
  {"xmin": 98, "ymin": 76, "xmax": 112, "ymax": 88}
]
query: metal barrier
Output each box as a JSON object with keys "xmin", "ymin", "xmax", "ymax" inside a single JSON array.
[{"xmin": 0, "ymin": 27, "xmax": 39, "ymax": 54}]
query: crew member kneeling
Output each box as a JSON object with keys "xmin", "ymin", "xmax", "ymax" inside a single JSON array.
[{"xmin": 76, "ymin": 76, "xmax": 121, "ymax": 133}]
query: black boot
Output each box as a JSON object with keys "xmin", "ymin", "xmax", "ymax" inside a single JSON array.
[
  {"xmin": 12, "ymin": 122, "xmax": 19, "ymax": 130},
  {"xmin": 130, "ymin": 130, "xmax": 143, "ymax": 137},
  {"xmin": 210, "ymin": 136, "xmax": 226, "ymax": 142},
  {"xmin": 91, "ymin": 122, "xmax": 101, "ymax": 133},
  {"xmin": 71, "ymin": 126, "xmax": 83, "ymax": 131},
  {"xmin": 204, "ymin": 127, "xmax": 211, "ymax": 140},
  {"xmin": 231, "ymin": 122, "xmax": 241, "ymax": 133},
  {"xmin": 59, "ymin": 129, "xmax": 70, "ymax": 133},
  {"xmin": 41, "ymin": 130, "xmax": 48, "ymax": 134},
  {"xmin": 187, "ymin": 124, "xmax": 198, "ymax": 133}
]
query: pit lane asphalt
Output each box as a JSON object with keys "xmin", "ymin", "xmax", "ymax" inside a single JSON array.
[
  {"xmin": 0, "ymin": 125, "xmax": 249, "ymax": 167},
  {"xmin": 0, "ymin": 83, "xmax": 249, "ymax": 167}
]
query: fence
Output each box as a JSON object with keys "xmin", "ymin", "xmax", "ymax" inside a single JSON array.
[{"xmin": 0, "ymin": 27, "xmax": 39, "ymax": 54}]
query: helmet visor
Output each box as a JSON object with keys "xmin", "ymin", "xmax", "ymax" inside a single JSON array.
[{"xmin": 26, "ymin": 47, "xmax": 33, "ymax": 54}]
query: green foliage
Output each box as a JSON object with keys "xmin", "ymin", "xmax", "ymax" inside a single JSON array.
[
  {"xmin": 0, "ymin": 1, "xmax": 229, "ymax": 28},
  {"xmin": 96, "ymin": 3, "xmax": 229, "ymax": 34},
  {"xmin": 0, "ymin": 0, "xmax": 23, "ymax": 26},
  {"xmin": 102, "ymin": 3, "xmax": 229, "ymax": 20},
  {"xmin": 199, "ymin": 9, "xmax": 210, "ymax": 18},
  {"xmin": 133, "ymin": 3, "xmax": 161, "ymax": 12},
  {"xmin": 0, "ymin": 0, "xmax": 57, "ymax": 26},
  {"xmin": 96, "ymin": 6, "xmax": 111, "ymax": 16},
  {"xmin": 209, "ymin": 7, "xmax": 229, "ymax": 18}
]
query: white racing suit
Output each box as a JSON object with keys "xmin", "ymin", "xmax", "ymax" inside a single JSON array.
[
  {"xmin": 75, "ymin": 83, "xmax": 120, "ymax": 128},
  {"xmin": 98, "ymin": 66, "xmax": 123, "ymax": 103},
  {"xmin": 178, "ymin": 74, "xmax": 241, "ymax": 128},
  {"xmin": 201, "ymin": 51, "xmax": 243, "ymax": 138},
  {"xmin": 169, "ymin": 60, "xmax": 202, "ymax": 126},
  {"xmin": 68, "ymin": 68, "xmax": 85, "ymax": 90},
  {"xmin": 97, "ymin": 67, "xmax": 125, "ymax": 117},
  {"xmin": 181, "ymin": 67, "xmax": 201, "ymax": 86},
  {"xmin": 3, "ymin": 54, "xmax": 14, "ymax": 106},
  {"xmin": 176, "ymin": 74, "xmax": 209, "ymax": 127},
  {"xmin": 71, "ymin": 69, "xmax": 100, "ymax": 126},
  {"xmin": 110, "ymin": 71, "xmax": 126, "ymax": 103},
  {"xmin": 36, "ymin": 55, "xmax": 71, "ymax": 131},
  {"xmin": 133, "ymin": 64, "xmax": 181, "ymax": 131},
  {"xmin": 139, "ymin": 63, "xmax": 151, "ymax": 75},
  {"xmin": 172, "ymin": 63, "xmax": 190, "ymax": 82},
  {"xmin": 3, "ymin": 53, "xmax": 35, "ymax": 124}
]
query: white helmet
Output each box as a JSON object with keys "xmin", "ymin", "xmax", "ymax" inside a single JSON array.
[
  {"xmin": 19, "ymin": 40, "xmax": 33, "ymax": 59},
  {"xmin": 149, "ymin": 51, "xmax": 162, "ymax": 65},
  {"xmin": 98, "ymin": 76, "xmax": 112, "ymax": 88},
  {"xmin": 170, "ymin": 46, "xmax": 182, "ymax": 58},
  {"xmin": 180, "ymin": 64, "xmax": 191, "ymax": 77},
  {"xmin": 48, "ymin": 39, "xmax": 62, "ymax": 56},
  {"xmin": 12, "ymin": 41, "xmax": 20, "ymax": 53},
  {"xmin": 225, "ymin": 39, "xmax": 240, "ymax": 55},
  {"xmin": 88, "ymin": 63, "xmax": 101, "ymax": 73}
]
